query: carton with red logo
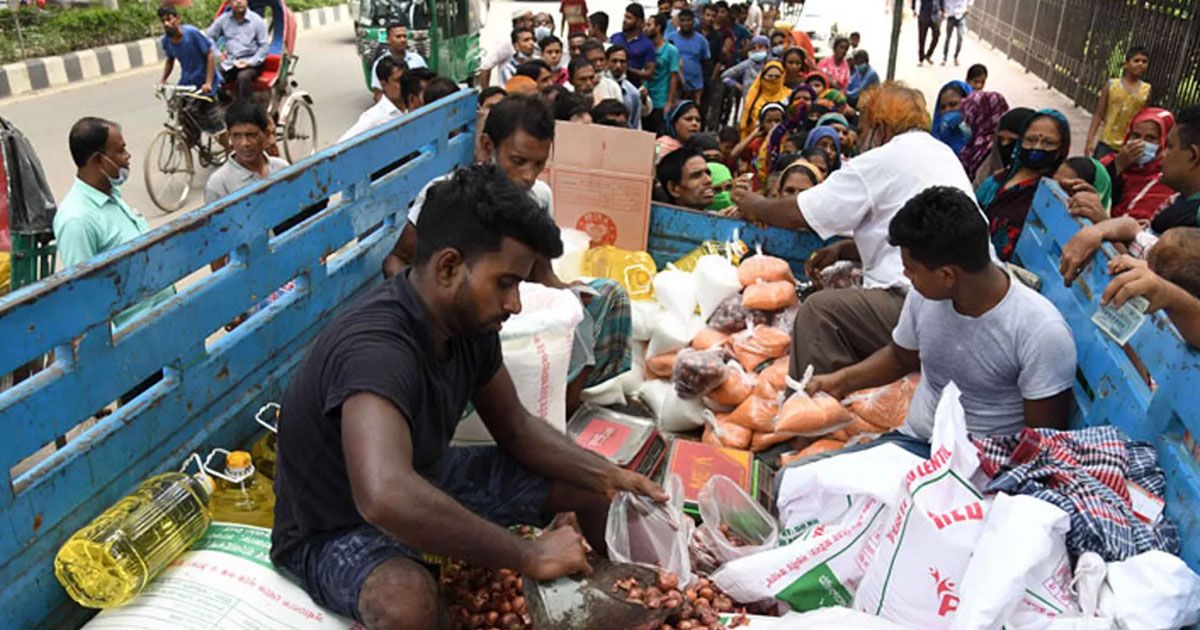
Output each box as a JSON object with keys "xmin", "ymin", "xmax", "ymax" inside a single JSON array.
[{"xmin": 566, "ymin": 404, "xmax": 667, "ymax": 478}]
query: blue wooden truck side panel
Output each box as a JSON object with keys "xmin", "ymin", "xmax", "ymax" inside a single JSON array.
[
  {"xmin": 0, "ymin": 90, "xmax": 476, "ymax": 628},
  {"xmin": 1015, "ymin": 181, "xmax": 1200, "ymax": 571}
]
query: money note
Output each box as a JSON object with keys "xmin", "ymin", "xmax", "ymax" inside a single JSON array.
[{"xmin": 1092, "ymin": 296, "xmax": 1150, "ymax": 345}]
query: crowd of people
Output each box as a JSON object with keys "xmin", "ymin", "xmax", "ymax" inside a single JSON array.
[{"xmin": 36, "ymin": 1, "xmax": 1200, "ymax": 627}]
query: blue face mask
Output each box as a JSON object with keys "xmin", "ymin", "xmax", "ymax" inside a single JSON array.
[
  {"xmin": 1137, "ymin": 141, "xmax": 1159, "ymax": 165},
  {"xmin": 534, "ymin": 26, "xmax": 552, "ymax": 41},
  {"xmin": 750, "ymin": 50, "xmax": 768, "ymax": 63},
  {"xmin": 771, "ymin": 45, "xmax": 784, "ymax": 56},
  {"xmin": 1019, "ymin": 147, "xmax": 1056, "ymax": 171},
  {"xmin": 940, "ymin": 110, "xmax": 964, "ymax": 132}
]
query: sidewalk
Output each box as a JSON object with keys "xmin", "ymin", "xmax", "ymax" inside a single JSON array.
[
  {"xmin": 0, "ymin": 3, "xmax": 350, "ymax": 100},
  {"xmin": 823, "ymin": 2, "xmax": 1092, "ymax": 152}
]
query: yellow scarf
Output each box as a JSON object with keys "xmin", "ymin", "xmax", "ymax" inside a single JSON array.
[{"xmin": 740, "ymin": 61, "xmax": 789, "ymax": 138}]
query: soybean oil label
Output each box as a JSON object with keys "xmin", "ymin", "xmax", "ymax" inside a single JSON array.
[{"xmin": 192, "ymin": 522, "xmax": 275, "ymax": 571}]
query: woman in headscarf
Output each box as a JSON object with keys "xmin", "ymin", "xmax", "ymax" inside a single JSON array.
[
  {"xmin": 973, "ymin": 106, "xmax": 1035, "ymax": 187},
  {"xmin": 780, "ymin": 47, "xmax": 809, "ymax": 90},
  {"xmin": 804, "ymin": 125, "xmax": 842, "ymax": 173},
  {"xmin": 1100, "ymin": 107, "xmax": 1176, "ymax": 221},
  {"xmin": 776, "ymin": 158, "xmax": 824, "ymax": 197},
  {"xmin": 730, "ymin": 101, "xmax": 786, "ymax": 184},
  {"xmin": 757, "ymin": 84, "xmax": 816, "ymax": 187},
  {"xmin": 930, "ymin": 79, "xmax": 973, "ymax": 154},
  {"xmin": 976, "ymin": 109, "xmax": 1071, "ymax": 260},
  {"xmin": 957, "ymin": 90, "xmax": 1010, "ymax": 179},
  {"xmin": 739, "ymin": 60, "xmax": 790, "ymax": 139},
  {"xmin": 656, "ymin": 100, "xmax": 702, "ymax": 161},
  {"xmin": 803, "ymin": 71, "xmax": 828, "ymax": 96},
  {"xmin": 707, "ymin": 162, "xmax": 735, "ymax": 211},
  {"xmin": 1055, "ymin": 156, "xmax": 1113, "ymax": 214}
]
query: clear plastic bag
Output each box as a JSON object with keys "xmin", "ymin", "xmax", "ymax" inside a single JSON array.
[
  {"xmin": 772, "ymin": 303, "xmax": 801, "ymax": 337},
  {"xmin": 842, "ymin": 373, "xmax": 921, "ymax": 431},
  {"xmin": 644, "ymin": 350, "xmax": 678, "ymax": 379},
  {"xmin": 742, "ymin": 279, "xmax": 799, "ymax": 312},
  {"xmin": 697, "ymin": 475, "xmax": 780, "ymax": 564},
  {"xmin": 672, "ymin": 348, "xmax": 730, "ymax": 400},
  {"xmin": 730, "ymin": 323, "xmax": 791, "ymax": 371},
  {"xmin": 691, "ymin": 327, "xmax": 730, "ymax": 351},
  {"xmin": 726, "ymin": 387, "xmax": 780, "ymax": 433},
  {"xmin": 606, "ymin": 474, "xmax": 695, "ymax": 587},
  {"xmin": 702, "ymin": 410, "xmax": 753, "ymax": 449},
  {"xmin": 776, "ymin": 372, "xmax": 856, "ymax": 437},
  {"xmin": 704, "ymin": 361, "xmax": 757, "ymax": 410},
  {"xmin": 737, "ymin": 248, "xmax": 796, "ymax": 288},
  {"xmin": 707, "ymin": 294, "xmax": 772, "ymax": 334},
  {"xmin": 760, "ymin": 358, "xmax": 790, "ymax": 393}
]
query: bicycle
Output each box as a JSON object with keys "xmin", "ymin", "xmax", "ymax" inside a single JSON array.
[{"xmin": 145, "ymin": 84, "xmax": 229, "ymax": 213}]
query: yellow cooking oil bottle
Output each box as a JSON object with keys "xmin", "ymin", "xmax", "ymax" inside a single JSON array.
[
  {"xmin": 582, "ymin": 245, "xmax": 657, "ymax": 301},
  {"xmin": 53, "ymin": 465, "xmax": 214, "ymax": 608},
  {"xmin": 250, "ymin": 402, "xmax": 279, "ymax": 480},
  {"xmin": 206, "ymin": 448, "xmax": 275, "ymax": 528}
]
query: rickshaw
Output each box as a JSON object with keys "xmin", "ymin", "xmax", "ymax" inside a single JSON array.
[
  {"xmin": 144, "ymin": 0, "xmax": 318, "ymax": 213},
  {"xmin": 352, "ymin": 0, "xmax": 487, "ymax": 87}
]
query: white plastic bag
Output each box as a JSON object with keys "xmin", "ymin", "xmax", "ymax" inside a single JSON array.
[
  {"xmin": 952, "ymin": 494, "xmax": 1079, "ymax": 630},
  {"xmin": 694, "ymin": 254, "xmax": 742, "ymax": 321},
  {"xmin": 1097, "ymin": 550, "xmax": 1200, "ymax": 629},
  {"xmin": 653, "ymin": 263, "xmax": 698, "ymax": 322},
  {"xmin": 697, "ymin": 475, "xmax": 780, "ymax": 564},
  {"xmin": 631, "ymin": 301, "xmax": 664, "ymax": 342},
  {"xmin": 606, "ymin": 474, "xmax": 694, "ymax": 587},
  {"xmin": 636, "ymin": 379, "xmax": 705, "ymax": 432},
  {"xmin": 452, "ymin": 283, "xmax": 583, "ymax": 444},
  {"xmin": 854, "ymin": 383, "xmax": 991, "ymax": 628},
  {"xmin": 757, "ymin": 608, "xmax": 909, "ymax": 629},
  {"xmin": 713, "ymin": 495, "xmax": 888, "ymax": 611},
  {"xmin": 646, "ymin": 313, "xmax": 705, "ymax": 358}
]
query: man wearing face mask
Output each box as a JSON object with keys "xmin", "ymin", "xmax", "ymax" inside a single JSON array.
[
  {"xmin": 55, "ymin": 118, "xmax": 175, "ymax": 329},
  {"xmin": 732, "ymin": 83, "xmax": 994, "ymax": 377}
]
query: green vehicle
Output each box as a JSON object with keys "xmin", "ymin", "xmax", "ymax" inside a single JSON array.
[{"xmin": 352, "ymin": 0, "xmax": 487, "ymax": 87}]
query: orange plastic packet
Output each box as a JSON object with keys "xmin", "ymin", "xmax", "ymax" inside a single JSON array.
[
  {"xmin": 779, "ymin": 438, "xmax": 845, "ymax": 465},
  {"xmin": 742, "ymin": 279, "xmax": 799, "ymax": 312},
  {"xmin": 705, "ymin": 362, "xmax": 756, "ymax": 409},
  {"xmin": 645, "ymin": 351, "xmax": 678, "ymax": 379},
  {"xmin": 737, "ymin": 252, "xmax": 795, "ymax": 287},
  {"xmin": 730, "ymin": 324, "xmax": 790, "ymax": 371},
  {"xmin": 760, "ymin": 358, "xmax": 790, "ymax": 392},
  {"xmin": 750, "ymin": 431, "xmax": 793, "ymax": 452},
  {"xmin": 691, "ymin": 327, "xmax": 730, "ymax": 351},
  {"xmin": 844, "ymin": 373, "xmax": 921, "ymax": 430},
  {"xmin": 726, "ymin": 389, "xmax": 780, "ymax": 433},
  {"xmin": 775, "ymin": 370, "xmax": 856, "ymax": 436},
  {"xmin": 703, "ymin": 411, "xmax": 752, "ymax": 450}
]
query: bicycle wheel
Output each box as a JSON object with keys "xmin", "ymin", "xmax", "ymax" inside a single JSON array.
[
  {"xmin": 281, "ymin": 98, "xmax": 318, "ymax": 164},
  {"xmin": 143, "ymin": 129, "xmax": 194, "ymax": 213}
]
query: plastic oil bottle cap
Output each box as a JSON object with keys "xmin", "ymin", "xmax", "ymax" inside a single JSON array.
[{"xmin": 226, "ymin": 450, "xmax": 253, "ymax": 471}]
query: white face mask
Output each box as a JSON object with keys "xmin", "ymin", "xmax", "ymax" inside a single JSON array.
[
  {"xmin": 535, "ymin": 25, "xmax": 552, "ymax": 41},
  {"xmin": 101, "ymin": 153, "xmax": 130, "ymax": 187}
]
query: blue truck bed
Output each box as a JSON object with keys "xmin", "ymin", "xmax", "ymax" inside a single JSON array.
[{"xmin": 0, "ymin": 93, "xmax": 1196, "ymax": 627}]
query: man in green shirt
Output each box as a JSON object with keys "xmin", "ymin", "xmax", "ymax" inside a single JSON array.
[
  {"xmin": 54, "ymin": 117, "xmax": 174, "ymax": 331},
  {"xmin": 644, "ymin": 12, "xmax": 680, "ymax": 135}
]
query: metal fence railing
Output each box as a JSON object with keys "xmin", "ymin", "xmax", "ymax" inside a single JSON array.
[{"xmin": 970, "ymin": 0, "xmax": 1200, "ymax": 112}]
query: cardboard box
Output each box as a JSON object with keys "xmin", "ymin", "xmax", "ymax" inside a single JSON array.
[
  {"xmin": 664, "ymin": 439, "xmax": 775, "ymax": 518},
  {"xmin": 566, "ymin": 404, "xmax": 667, "ymax": 478},
  {"xmin": 544, "ymin": 121, "xmax": 655, "ymax": 252}
]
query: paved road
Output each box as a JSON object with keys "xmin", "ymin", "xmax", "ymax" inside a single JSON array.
[{"xmin": 2, "ymin": 21, "xmax": 369, "ymax": 226}]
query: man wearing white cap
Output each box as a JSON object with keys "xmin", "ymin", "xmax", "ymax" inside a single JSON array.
[{"xmin": 478, "ymin": 10, "xmax": 536, "ymax": 88}]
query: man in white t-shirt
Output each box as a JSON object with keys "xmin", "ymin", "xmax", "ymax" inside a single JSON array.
[
  {"xmin": 733, "ymin": 82, "xmax": 990, "ymax": 377},
  {"xmin": 807, "ymin": 185, "xmax": 1077, "ymax": 440}
]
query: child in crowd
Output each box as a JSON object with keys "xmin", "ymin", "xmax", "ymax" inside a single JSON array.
[{"xmin": 1086, "ymin": 46, "xmax": 1152, "ymax": 159}]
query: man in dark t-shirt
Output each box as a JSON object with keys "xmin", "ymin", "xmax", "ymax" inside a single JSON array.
[{"xmin": 271, "ymin": 165, "xmax": 666, "ymax": 628}]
